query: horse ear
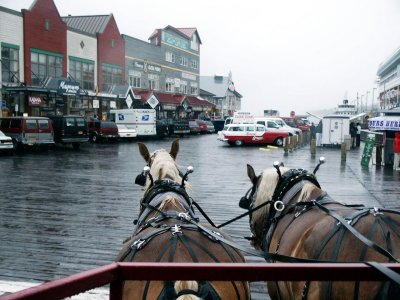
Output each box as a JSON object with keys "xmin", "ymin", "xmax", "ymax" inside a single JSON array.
[
  {"xmin": 138, "ymin": 142, "xmax": 151, "ymax": 163},
  {"xmin": 170, "ymin": 139, "xmax": 179, "ymax": 160},
  {"xmin": 247, "ymin": 164, "xmax": 257, "ymax": 185}
]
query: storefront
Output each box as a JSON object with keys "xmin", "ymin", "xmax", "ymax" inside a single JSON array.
[{"xmin": 368, "ymin": 114, "xmax": 400, "ymax": 166}]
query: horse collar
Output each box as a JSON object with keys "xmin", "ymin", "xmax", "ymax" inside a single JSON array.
[{"xmin": 272, "ymin": 169, "xmax": 321, "ymax": 202}]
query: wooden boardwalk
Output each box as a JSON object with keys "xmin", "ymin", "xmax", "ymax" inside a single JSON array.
[{"xmin": 0, "ymin": 136, "xmax": 399, "ymax": 299}]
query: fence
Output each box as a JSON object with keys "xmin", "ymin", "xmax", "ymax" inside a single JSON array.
[{"xmin": 2, "ymin": 262, "xmax": 400, "ymax": 300}]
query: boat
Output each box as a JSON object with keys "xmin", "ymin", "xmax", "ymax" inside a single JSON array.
[{"xmin": 334, "ymin": 99, "xmax": 357, "ymax": 116}]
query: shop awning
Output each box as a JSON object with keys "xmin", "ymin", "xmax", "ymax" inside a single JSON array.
[{"xmin": 368, "ymin": 116, "xmax": 400, "ymax": 131}]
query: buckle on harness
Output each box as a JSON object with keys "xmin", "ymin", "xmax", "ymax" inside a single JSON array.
[
  {"xmin": 131, "ymin": 239, "xmax": 145, "ymax": 249},
  {"xmin": 373, "ymin": 207, "xmax": 383, "ymax": 216},
  {"xmin": 171, "ymin": 224, "xmax": 182, "ymax": 235},
  {"xmin": 178, "ymin": 212, "xmax": 191, "ymax": 221}
]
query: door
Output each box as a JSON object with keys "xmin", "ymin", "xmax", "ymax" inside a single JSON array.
[
  {"xmin": 24, "ymin": 119, "xmax": 39, "ymax": 145},
  {"xmin": 37, "ymin": 119, "xmax": 53, "ymax": 144}
]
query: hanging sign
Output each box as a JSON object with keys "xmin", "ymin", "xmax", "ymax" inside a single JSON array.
[
  {"xmin": 57, "ymin": 80, "xmax": 80, "ymax": 96},
  {"xmin": 28, "ymin": 96, "xmax": 43, "ymax": 106}
]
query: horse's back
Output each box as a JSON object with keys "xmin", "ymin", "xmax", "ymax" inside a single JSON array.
[{"xmin": 270, "ymin": 205, "xmax": 400, "ymax": 300}]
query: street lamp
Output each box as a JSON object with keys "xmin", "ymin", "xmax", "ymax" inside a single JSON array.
[
  {"xmin": 365, "ymin": 91, "xmax": 370, "ymax": 113},
  {"xmin": 361, "ymin": 95, "xmax": 364, "ymax": 112}
]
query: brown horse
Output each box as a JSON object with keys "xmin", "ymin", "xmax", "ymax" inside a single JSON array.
[
  {"xmin": 116, "ymin": 139, "xmax": 250, "ymax": 300},
  {"xmin": 242, "ymin": 161, "xmax": 400, "ymax": 300}
]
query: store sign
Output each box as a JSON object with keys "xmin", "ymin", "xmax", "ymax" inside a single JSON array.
[
  {"xmin": 93, "ymin": 99, "xmax": 99, "ymax": 108},
  {"xmin": 28, "ymin": 96, "xmax": 43, "ymax": 106},
  {"xmin": 147, "ymin": 95, "xmax": 159, "ymax": 109},
  {"xmin": 58, "ymin": 80, "xmax": 80, "ymax": 96}
]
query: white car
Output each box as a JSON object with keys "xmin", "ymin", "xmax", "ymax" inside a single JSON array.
[
  {"xmin": 255, "ymin": 117, "xmax": 301, "ymax": 136},
  {"xmin": 116, "ymin": 124, "xmax": 137, "ymax": 139},
  {"xmin": 0, "ymin": 130, "xmax": 14, "ymax": 153}
]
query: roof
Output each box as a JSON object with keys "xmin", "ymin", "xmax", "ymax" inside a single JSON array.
[
  {"xmin": 62, "ymin": 15, "xmax": 112, "ymax": 35},
  {"xmin": 154, "ymin": 92, "xmax": 185, "ymax": 105},
  {"xmin": 148, "ymin": 25, "xmax": 202, "ymax": 44},
  {"xmin": 130, "ymin": 90, "xmax": 214, "ymax": 107}
]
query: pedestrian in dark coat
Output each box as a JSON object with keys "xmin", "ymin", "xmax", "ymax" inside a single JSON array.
[{"xmin": 350, "ymin": 122, "xmax": 357, "ymax": 148}]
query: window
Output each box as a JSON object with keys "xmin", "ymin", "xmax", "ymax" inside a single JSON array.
[
  {"xmin": 69, "ymin": 58, "xmax": 95, "ymax": 91},
  {"xmin": 102, "ymin": 64, "xmax": 122, "ymax": 92},
  {"xmin": 129, "ymin": 70, "xmax": 141, "ymax": 88},
  {"xmin": 165, "ymin": 78, "xmax": 174, "ymax": 92},
  {"xmin": 179, "ymin": 80, "xmax": 187, "ymax": 94},
  {"xmin": 38, "ymin": 120, "xmax": 49, "ymax": 129},
  {"xmin": 191, "ymin": 59, "xmax": 198, "ymax": 69},
  {"xmin": 26, "ymin": 120, "xmax": 37, "ymax": 129},
  {"xmin": 179, "ymin": 56, "xmax": 188, "ymax": 67},
  {"xmin": 31, "ymin": 50, "xmax": 63, "ymax": 86},
  {"xmin": 190, "ymin": 86, "xmax": 198, "ymax": 95},
  {"xmin": 148, "ymin": 74, "xmax": 159, "ymax": 90},
  {"xmin": 190, "ymin": 34, "xmax": 199, "ymax": 51},
  {"xmin": 45, "ymin": 19, "xmax": 50, "ymax": 31},
  {"xmin": 165, "ymin": 51, "xmax": 175, "ymax": 63},
  {"xmin": 66, "ymin": 118, "xmax": 75, "ymax": 126},
  {"xmin": 1, "ymin": 45, "xmax": 19, "ymax": 84}
]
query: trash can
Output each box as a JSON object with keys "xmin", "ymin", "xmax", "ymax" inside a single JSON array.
[{"xmin": 344, "ymin": 134, "xmax": 351, "ymax": 151}]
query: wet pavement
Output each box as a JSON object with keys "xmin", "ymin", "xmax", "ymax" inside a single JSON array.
[{"xmin": 0, "ymin": 134, "xmax": 399, "ymax": 298}]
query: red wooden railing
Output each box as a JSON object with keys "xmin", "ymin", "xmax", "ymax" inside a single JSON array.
[{"xmin": 1, "ymin": 262, "xmax": 400, "ymax": 300}]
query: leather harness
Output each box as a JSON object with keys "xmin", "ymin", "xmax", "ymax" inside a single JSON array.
[
  {"xmin": 119, "ymin": 179, "xmax": 250, "ymax": 300},
  {"xmin": 242, "ymin": 168, "xmax": 400, "ymax": 299}
]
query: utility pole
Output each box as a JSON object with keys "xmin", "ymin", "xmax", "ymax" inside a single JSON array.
[
  {"xmin": 372, "ymin": 87, "xmax": 377, "ymax": 113},
  {"xmin": 365, "ymin": 91, "xmax": 370, "ymax": 114}
]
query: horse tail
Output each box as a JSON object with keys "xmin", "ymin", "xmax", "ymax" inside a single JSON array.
[{"xmin": 174, "ymin": 280, "xmax": 202, "ymax": 300}]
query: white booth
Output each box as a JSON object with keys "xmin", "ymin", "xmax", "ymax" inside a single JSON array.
[{"xmin": 321, "ymin": 113, "xmax": 365, "ymax": 147}]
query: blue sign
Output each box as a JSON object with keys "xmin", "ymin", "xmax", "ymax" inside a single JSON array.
[
  {"xmin": 142, "ymin": 115, "xmax": 149, "ymax": 121},
  {"xmin": 118, "ymin": 113, "xmax": 125, "ymax": 121},
  {"xmin": 1, "ymin": 100, "xmax": 6, "ymax": 108}
]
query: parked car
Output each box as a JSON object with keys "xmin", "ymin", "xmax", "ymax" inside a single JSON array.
[
  {"xmin": 262, "ymin": 117, "xmax": 302, "ymax": 135},
  {"xmin": 156, "ymin": 119, "xmax": 169, "ymax": 138},
  {"xmin": 281, "ymin": 116, "xmax": 311, "ymax": 132},
  {"xmin": 0, "ymin": 116, "xmax": 54, "ymax": 150},
  {"xmin": 88, "ymin": 120, "xmax": 119, "ymax": 143},
  {"xmin": 49, "ymin": 115, "xmax": 89, "ymax": 149},
  {"xmin": 195, "ymin": 120, "xmax": 215, "ymax": 134},
  {"xmin": 116, "ymin": 124, "xmax": 137, "ymax": 140},
  {"xmin": 217, "ymin": 123, "xmax": 289, "ymax": 146},
  {"xmin": 189, "ymin": 121, "xmax": 201, "ymax": 134},
  {"xmin": 166, "ymin": 119, "xmax": 190, "ymax": 136},
  {"xmin": 0, "ymin": 130, "xmax": 14, "ymax": 153},
  {"xmin": 254, "ymin": 118, "xmax": 294, "ymax": 137}
]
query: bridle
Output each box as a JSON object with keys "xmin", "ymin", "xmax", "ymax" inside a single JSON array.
[{"xmin": 241, "ymin": 158, "xmax": 325, "ymax": 249}]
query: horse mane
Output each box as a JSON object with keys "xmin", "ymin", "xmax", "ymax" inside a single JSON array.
[{"xmin": 145, "ymin": 149, "xmax": 182, "ymax": 191}]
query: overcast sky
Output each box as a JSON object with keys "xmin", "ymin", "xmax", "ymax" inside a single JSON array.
[{"xmin": 2, "ymin": 0, "xmax": 400, "ymax": 116}]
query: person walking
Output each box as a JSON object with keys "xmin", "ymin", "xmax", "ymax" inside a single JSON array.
[
  {"xmin": 393, "ymin": 131, "xmax": 400, "ymax": 171},
  {"xmin": 315, "ymin": 120, "xmax": 322, "ymax": 147},
  {"xmin": 356, "ymin": 122, "xmax": 362, "ymax": 147},
  {"xmin": 350, "ymin": 122, "xmax": 357, "ymax": 148}
]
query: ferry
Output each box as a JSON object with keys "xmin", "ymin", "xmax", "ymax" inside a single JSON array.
[{"xmin": 334, "ymin": 99, "xmax": 357, "ymax": 116}]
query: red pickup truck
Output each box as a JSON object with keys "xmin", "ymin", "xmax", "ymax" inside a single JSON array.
[{"xmin": 280, "ymin": 116, "xmax": 310, "ymax": 132}]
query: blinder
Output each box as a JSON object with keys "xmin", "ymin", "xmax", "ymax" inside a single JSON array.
[
  {"xmin": 239, "ymin": 186, "xmax": 255, "ymax": 209},
  {"xmin": 135, "ymin": 166, "xmax": 185, "ymax": 187}
]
